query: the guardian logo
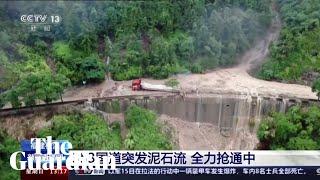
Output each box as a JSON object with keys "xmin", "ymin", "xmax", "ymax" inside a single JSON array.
[{"xmin": 10, "ymin": 136, "xmax": 115, "ymax": 171}]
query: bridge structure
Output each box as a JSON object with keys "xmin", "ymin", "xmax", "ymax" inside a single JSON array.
[{"xmin": 1, "ymin": 92, "xmax": 319, "ymax": 135}]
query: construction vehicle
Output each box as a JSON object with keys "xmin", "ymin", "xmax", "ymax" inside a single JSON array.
[
  {"xmin": 132, "ymin": 79, "xmax": 142, "ymax": 91},
  {"xmin": 132, "ymin": 79, "xmax": 179, "ymax": 93}
]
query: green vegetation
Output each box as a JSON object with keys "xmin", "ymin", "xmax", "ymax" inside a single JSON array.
[
  {"xmin": 38, "ymin": 112, "xmax": 122, "ymax": 149},
  {"xmin": 107, "ymin": 1, "xmax": 272, "ymax": 79},
  {"xmin": 53, "ymin": 42, "xmax": 106, "ymax": 84},
  {"xmin": 0, "ymin": 1, "xmax": 273, "ymax": 108},
  {"xmin": 110, "ymin": 100, "xmax": 121, "ymax": 113},
  {"xmin": 37, "ymin": 106, "xmax": 172, "ymax": 150},
  {"xmin": 258, "ymin": 0, "xmax": 320, "ymax": 83},
  {"xmin": 124, "ymin": 105, "xmax": 172, "ymax": 150},
  {"xmin": 190, "ymin": 63, "xmax": 204, "ymax": 74},
  {"xmin": 258, "ymin": 106, "xmax": 320, "ymax": 150},
  {"xmin": 0, "ymin": 106, "xmax": 172, "ymax": 180},
  {"xmin": 165, "ymin": 78, "xmax": 179, "ymax": 88},
  {"xmin": 0, "ymin": 47, "xmax": 71, "ymax": 107},
  {"xmin": 0, "ymin": 131, "xmax": 19, "ymax": 180}
]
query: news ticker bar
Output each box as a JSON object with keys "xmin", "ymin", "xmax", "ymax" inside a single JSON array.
[
  {"xmin": 73, "ymin": 166, "xmax": 320, "ymax": 175},
  {"xmin": 21, "ymin": 166, "xmax": 320, "ymax": 180},
  {"xmin": 19, "ymin": 151, "xmax": 320, "ymax": 179},
  {"xmin": 67, "ymin": 150, "xmax": 320, "ymax": 166},
  {"xmin": 21, "ymin": 150, "xmax": 320, "ymax": 167}
]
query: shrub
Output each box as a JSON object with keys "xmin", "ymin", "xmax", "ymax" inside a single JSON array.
[
  {"xmin": 6, "ymin": 90, "xmax": 21, "ymax": 108},
  {"xmin": 125, "ymin": 105, "xmax": 157, "ymax": 128},
  {"xmin": 257, "ymin": 106, "xmax": 320, "ymax": 150},
  {"xmin": 52, "ymin": 41, "xmax": 73, "ymax": 62},
  {"xmin": 200, "ymin": 57, "xmax": 218, "ymax": 70},
  {"xmin": 113, "ymin": 66, "xmax": 142, "ymax": 81},
  {"xmin": 287, "ymin": 136, "xmax": 317, "ymax": 150},
  {"xmin": 165, "ymin": 78, "xmax": 179, "ymax": 87},
  {"xmin": 190, "ymin": 63, "xmax": 203, "ymax": 73},
  {"xmin": 34, "ymin": 40, "xmax": 48, "ymax": 56},
  {"xmin": 37, "ymin": 112, "xmax": 121, "ymax": 150},
  {"xmin": 80, "ymin": 56, "xmax": 106, "ymax": 83},
  {"xmin": 124, "ymin": 105, "xmax": 172, "ymax": 150},
  {"xmin": 146, "ymin": 65, "xmax": 169, "ymax": 79}
]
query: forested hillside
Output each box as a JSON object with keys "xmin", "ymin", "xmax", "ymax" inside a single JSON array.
[
  {"xmin": 0, "ymin": 0, "xmax": 272, "ymax": 108},
  {"xmin": 258, "ymin": 105, "xmax": 320, "ymax": 150},
  {"xmin": 259, "ymin": 0, "xmax": 320, "ymax": 84}
]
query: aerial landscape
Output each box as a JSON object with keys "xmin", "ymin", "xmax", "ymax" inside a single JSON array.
[{"xmin": 0, "ymin": 0, "xmax": 320, "ymax": 179}]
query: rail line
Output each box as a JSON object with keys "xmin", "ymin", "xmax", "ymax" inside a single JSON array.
[{"xmin": 0, "ymin": 92, "xmax": 179, "ymax": 113}]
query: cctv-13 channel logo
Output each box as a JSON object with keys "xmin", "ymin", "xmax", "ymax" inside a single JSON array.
[{"xmin": 20, "ymin": 14, "xmax": 60, "ymax": 24}]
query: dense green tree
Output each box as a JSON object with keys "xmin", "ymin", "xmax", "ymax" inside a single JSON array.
[
  {"xmin": 52, "ymin": 41, "xmax": 74, "ymax": 63},
  {"xmin": 79, "ymin": 56, "xmax": 105, "ymax": 83},
  {"xmin": 75, "ymin": 32, "xmax": 98, "ymax": 55},
  {"xmin": 38, "ymin": 112, "xmax": 122, "ymax": 150},
  {"xmin": 1, "ymin": 48, "xmax": 71, "ymax": 107},
  {"xmin": 124, "ymin": 105, "xmax": 172, "ymax": 150},
  {"xmin": 0, "ymin": 0, "xmax": 274, "ymax": 99},
  {"xmin": 258, "ymin": 0, "xmax": 320, "ymax": 83},
  {"xmin": 53, "ymin": 41, "xmax": 105, "ymax": 84},
  {"xmin": 258, "ymin": 106, "xmax": 320, "ymax": 150},
  {"xmin": 6, "ymin": 90, "xmax": 21, "ymax": 108},
  {"xmin": 13, "ymin": 71, "xmax": 70, "ymax": 106},
  {"xmin": 287, "ymin": 136, "xmax": 317, "ymax": 150},
  {"xmin": 37, "ymin": 107, "xmax": 172, "ymax": 150}
]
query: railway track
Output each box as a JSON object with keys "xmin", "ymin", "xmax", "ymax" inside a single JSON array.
[{"xmin": 0, "ymin": 92, "xmax": 179, "ymax": 114}]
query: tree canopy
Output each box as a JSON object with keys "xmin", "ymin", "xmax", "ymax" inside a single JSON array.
[
  {"xmin": 258, "ymin": 0, "xmax": 320, "ymax": 84},
  {"xmin": 0, "ymin": 0, "xmax": 273, "ymax": 108},
  {"xmin": 37, "ymin": 106, "xmax": 172, "ymax": 150},
  {"xmin": 37, "ymin": 112, "xmax": 122, "ymax": 150},
  {"xmin": 258, "ymin": 106, "xmax": 320, "ymax": 150},
  {"xmin": 124, "ymin": 105, "xmax": 172, "ymax": 150}
]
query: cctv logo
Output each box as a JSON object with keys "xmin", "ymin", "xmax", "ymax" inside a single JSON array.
[{"xmin": 20, "ymin": 14, "xmax": 47, "ymax": 23}]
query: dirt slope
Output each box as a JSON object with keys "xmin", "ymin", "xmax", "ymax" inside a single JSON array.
[{"xmin": 175, "ymin": 14, "xmax": 317, "ymax": 100}]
